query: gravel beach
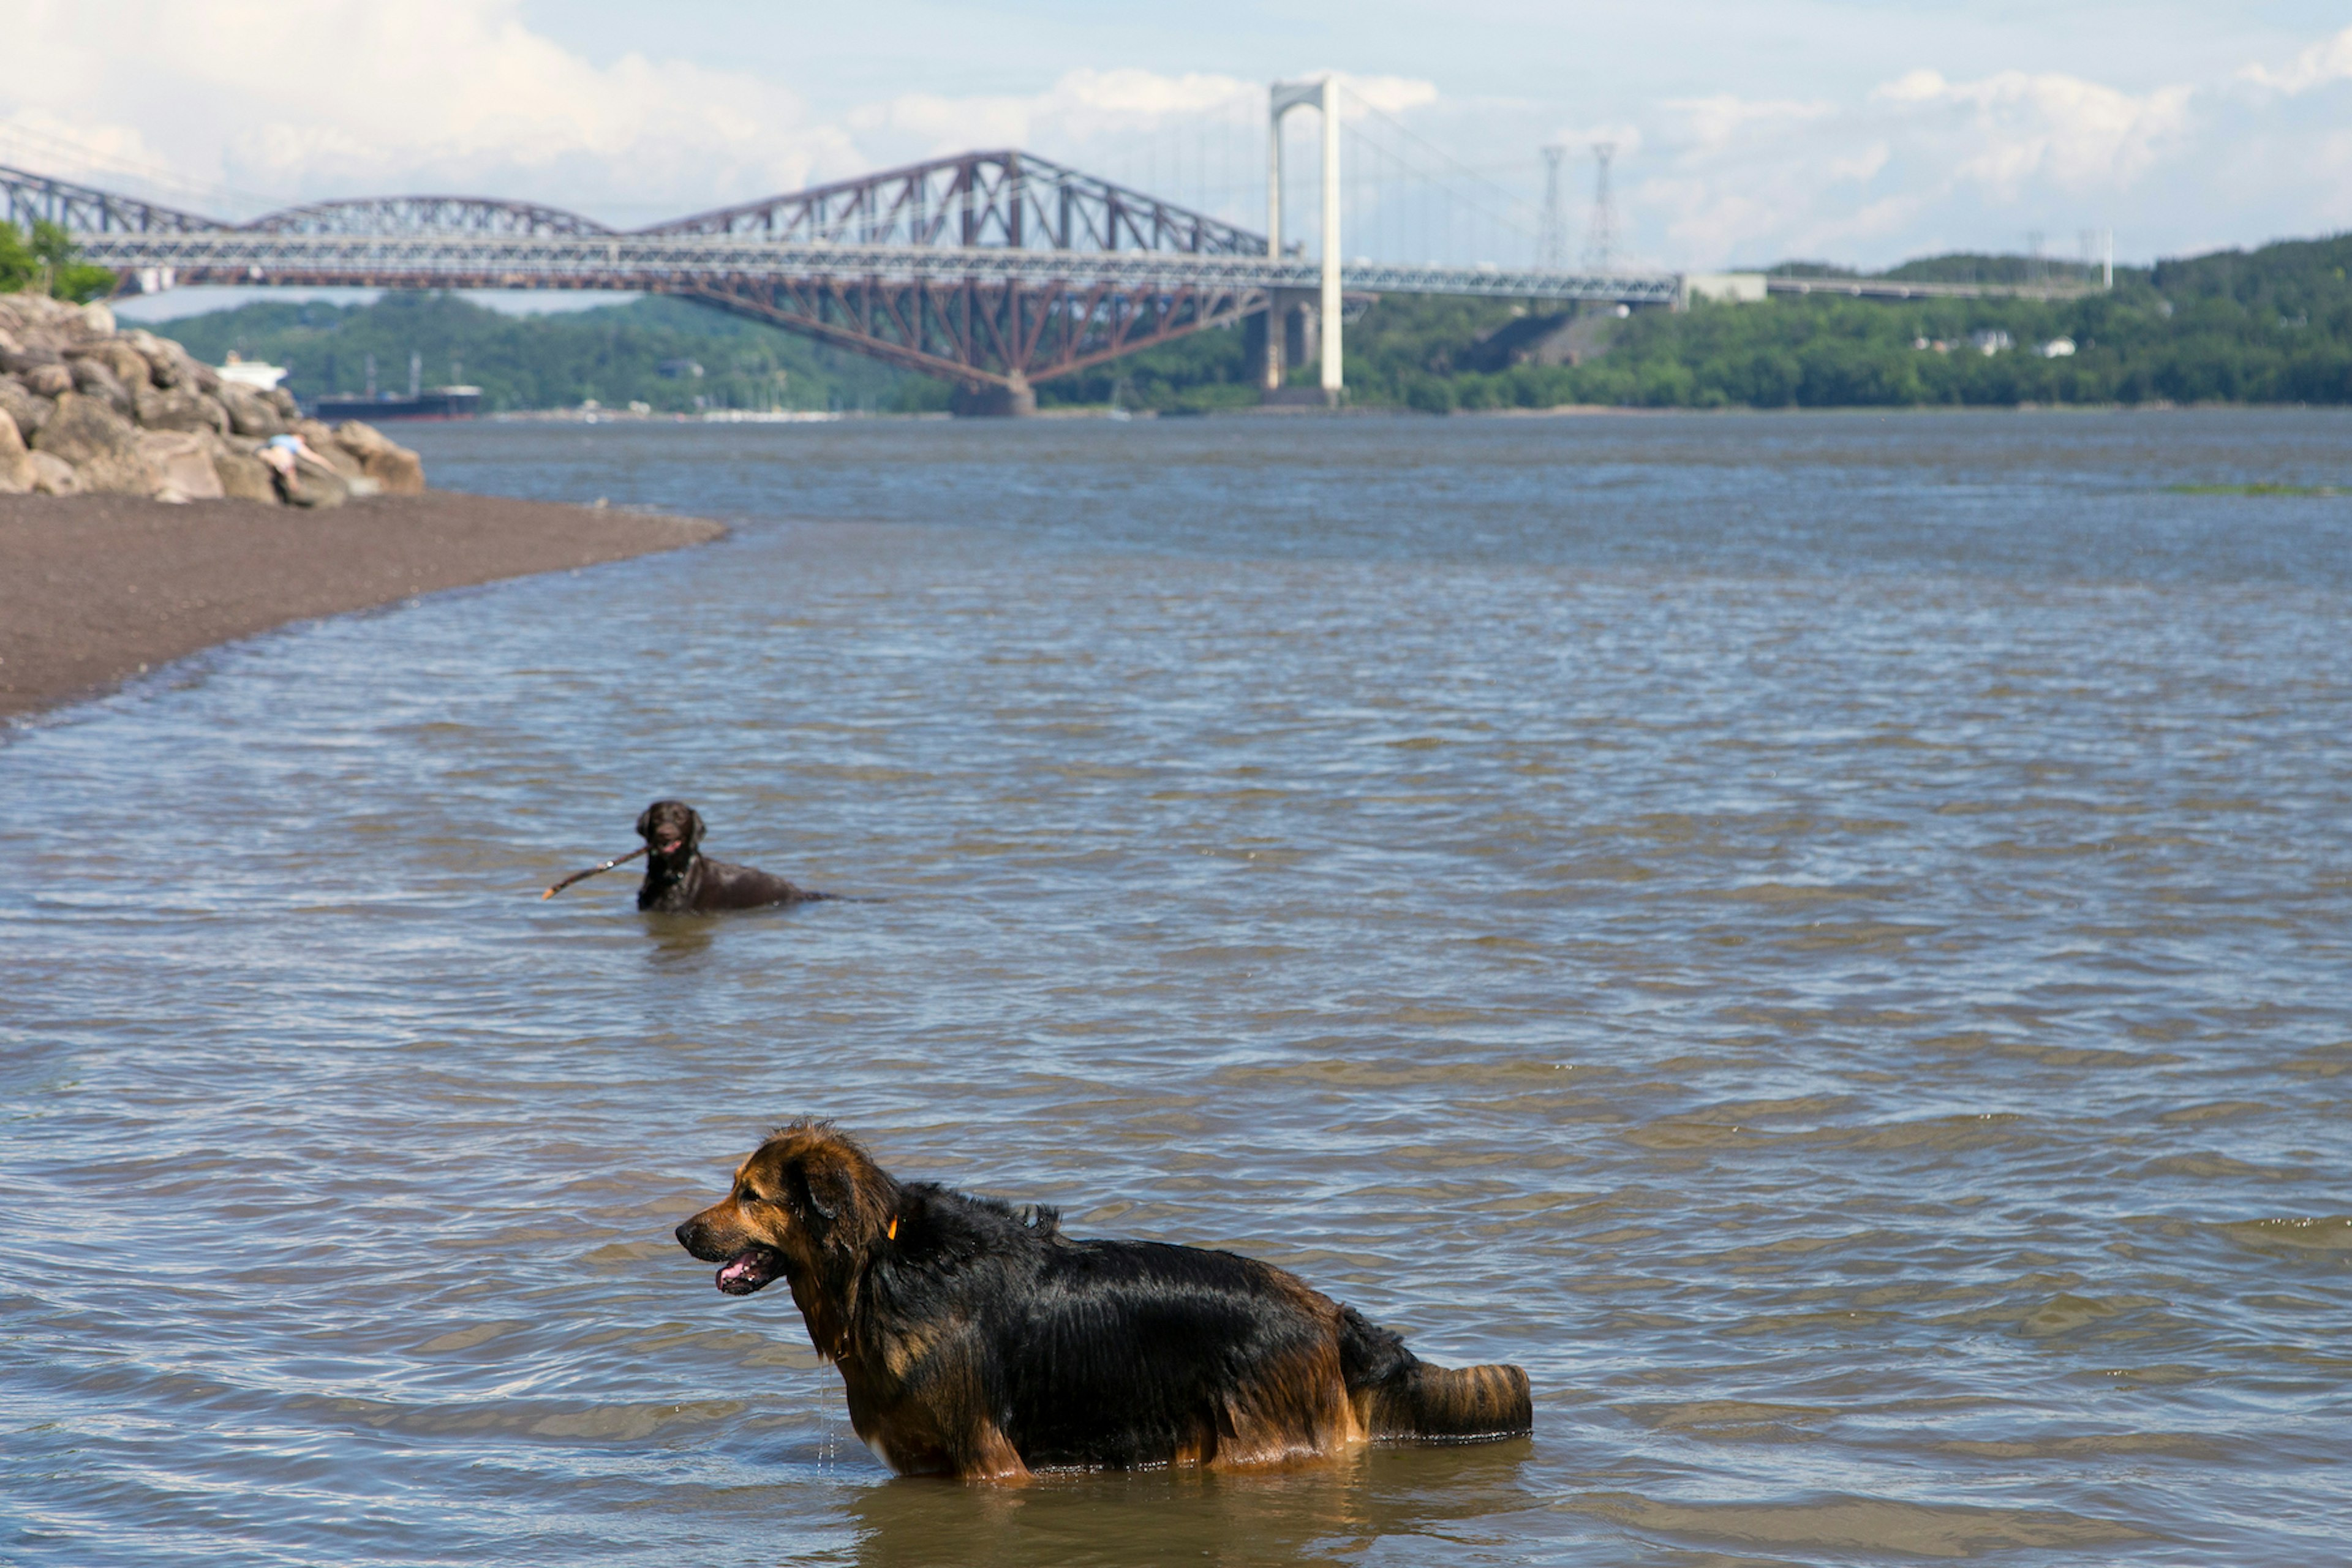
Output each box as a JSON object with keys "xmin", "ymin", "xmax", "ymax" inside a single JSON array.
[{"xmin": 0, "ymin": 491, "xmax": 723, "ymax": 718}]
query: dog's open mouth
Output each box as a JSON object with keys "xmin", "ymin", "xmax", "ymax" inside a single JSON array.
[{"xmin": 715, "ymin": 1245, "xmax": 785, "ymax": 1296}]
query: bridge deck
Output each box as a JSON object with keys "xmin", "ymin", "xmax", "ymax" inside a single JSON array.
[{"xmin": 73, "ymin": 231, "xmax": 1685, "ymax": 306}]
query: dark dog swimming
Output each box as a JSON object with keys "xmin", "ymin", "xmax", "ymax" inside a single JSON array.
[
  {"xmin": 675, "ymin": 1121, "xmax": 1534, "ymax": 1479},
  {"xmin": 633, "ymin": 799, "xmax": 829, "ymax": 913},
  {"xmin": 541, "ymin": 800, "xmax": 831, "ymax": 912}
]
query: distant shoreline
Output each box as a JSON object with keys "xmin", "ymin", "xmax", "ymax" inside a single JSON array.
[
  {"xmin": 0, "ymin": 491, "xmax": 723, "ymax": 721},
  {"xmin": 465, "ymin": 399, "xmax": 2350, "ymax": 423}
]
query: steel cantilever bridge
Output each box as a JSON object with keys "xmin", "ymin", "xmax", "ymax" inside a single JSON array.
[{"xmin": 2, "ymin": 150, "xmax": 1684, "ymax": 400}]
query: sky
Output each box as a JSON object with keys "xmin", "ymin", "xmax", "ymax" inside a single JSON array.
[{"xmin": 9, "ymin": 0, "xmax": 2352, "ymax": 288}]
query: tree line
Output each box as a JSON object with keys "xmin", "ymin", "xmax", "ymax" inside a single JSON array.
[
  {"xmin": 154, "ymin": 292, "xmax": 918, "ymax": 414},
  {"xmin": 1041, "ymin": 231, "xmax": 2352, "ymax": 412}
]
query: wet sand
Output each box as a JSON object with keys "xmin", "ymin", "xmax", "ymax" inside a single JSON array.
[{"xmin": 0, "ymin": 492, "xmax": 723, "ymax": 718}]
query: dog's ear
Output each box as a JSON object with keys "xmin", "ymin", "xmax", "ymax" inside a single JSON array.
[
  {"xmin": 784, "ymin": 1155, "xmax": 848, "ymax": 1225},
  {"xmin": 683, "ymin": 807, "xmax": 706, "ymax": 851},
  {"xmin": 635, "ymin": 802, "xmax": 658, "ymax": 840}
]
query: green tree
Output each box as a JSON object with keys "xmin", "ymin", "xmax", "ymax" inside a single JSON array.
[{"xmin": 0, "ymin": 219, "xmax": 117, "ymax": 303}]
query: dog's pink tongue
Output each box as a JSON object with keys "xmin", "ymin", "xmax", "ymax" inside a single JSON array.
[{"xmin": 716, "ymin": 1249, "xmax": 774, "ymax": 1295}]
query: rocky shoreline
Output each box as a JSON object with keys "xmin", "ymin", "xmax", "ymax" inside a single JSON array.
[{"xmin": 1, "ymin": 292, "xmax": 422, "ymax": 506}]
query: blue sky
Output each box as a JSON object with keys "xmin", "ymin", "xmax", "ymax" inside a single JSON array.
[
  {"xmin": 11, "ymin": 0, "xmax": 2352, "ymax": 281},
  {"xmin": 515, "ymin": 1, "xmax": 2331, "ymax": 109}
]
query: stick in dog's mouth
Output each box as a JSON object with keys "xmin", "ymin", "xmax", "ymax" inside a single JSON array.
[
  {"xmin": 540, "ymin": 844, "xmax": 649, "ymax": 899},
  {"xmin": 715, "ymin": 1245, "xmax": 786, "ymax": 1296}
]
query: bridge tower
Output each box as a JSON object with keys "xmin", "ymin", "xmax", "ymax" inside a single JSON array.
[{"xmin": 1265, "ymin": 77, "xmax": 1341, "ymax": 404}]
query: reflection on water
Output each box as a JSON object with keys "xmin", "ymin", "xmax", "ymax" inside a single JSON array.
[{"xmin": 4, "ymin": 412, "xmax": 2350, "ymax": 1566}]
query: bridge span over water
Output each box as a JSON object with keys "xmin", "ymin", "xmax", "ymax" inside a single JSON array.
[
  {"xmin": 5, "ymin": 143, "xmax": 1692, "ymax": 407},
  {"xmin": 5, "ymin": 85, "xmax": 2097, "ymax": 409}
]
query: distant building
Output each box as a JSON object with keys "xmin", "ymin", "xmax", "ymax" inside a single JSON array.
[
  {"xmin": 657, "ymin": 358, "xmax": 705, "ymax": 380},
  {"xmin": 1678, "ymin": 272, "xmax": 1768, "ymax": 307},
  {"xmin": 2038, "ymin": 337, "xmax": 2078, "ymax": 358},
  {"xmin": 1968, "ymin": 329, "xmax": 2013, "ymax": 355}
]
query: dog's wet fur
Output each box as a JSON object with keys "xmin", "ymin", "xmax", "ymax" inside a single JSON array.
[
  {"xmin": 635, "ymin": 800, "xmax": 826, "ymax": 914},
  {"xmin": 674, "ymin": 1121, "xmax": 1533, "ymax": 1478}
]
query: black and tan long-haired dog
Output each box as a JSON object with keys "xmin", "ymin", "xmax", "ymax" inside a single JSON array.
[
  {"xmin": 674, "ymin": 1122, "xmax": 1533, "ymax": 1478},
  {"xmin": 635, "ymin": 800, "xmax": 827, "ymax": 913}
]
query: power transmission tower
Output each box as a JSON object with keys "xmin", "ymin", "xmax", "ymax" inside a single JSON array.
[
  {"xmin": 1539, "ymin": 145, "xmax": 1567, "ymax": 269},
  {"xmin": 1583, "ymin": 141, "xmax": 1617, "ymax": 273}
]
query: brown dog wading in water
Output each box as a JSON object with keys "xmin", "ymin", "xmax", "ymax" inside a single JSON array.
[
  {"xmin": 674, "ymin": 1122, "xmax": 1534, "ymax": 1479},
  {"xmin": 635, "ymin": 799, "xmax": 827, "ymax": 913}
]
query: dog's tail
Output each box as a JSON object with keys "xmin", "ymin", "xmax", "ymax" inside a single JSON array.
[{"xmin": 1339, "ymin": 1307, "xmax": 1533, "ymax": 1441}]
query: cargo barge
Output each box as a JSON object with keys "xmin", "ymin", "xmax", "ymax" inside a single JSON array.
[{"xmin": 311, "ymin": 386, "xmax": 483, "ymax": 421}]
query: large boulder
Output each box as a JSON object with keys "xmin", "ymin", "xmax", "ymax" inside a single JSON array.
[
  {"xmin": 216, "ymin": 382, "xmax": 287, "ymax": 438},
  {"xmin": 28, "ymin": 450, "xmax": 81, "ymax": 495},
  {"xmin": 32, "ymin": 391, "xmax": 159, "ymax": 495},
  {"xmin": 0, "ymin": 292, "xmax": 77, "ymax": 338},
  {"xmin": 363, "ymin": 442, "xmax": 424, "ymax": 494},
  {"xmin": 0, "ymin": 375, "xmax": 52, "ymax": 438},
  {"xmin": 135, "ymin": 382, "xmax": 231, "ymax": 435},
  {"xmin": 265, "ymin": 386, "xmax": 300, "ymax": 421},
  {"xmin": 0, "ymin": 326, "xmax": 50, "ymax": 374},
  {"xmin": 77, "ymin": 339, "xmax": 154, "ymax": 390},
  {"xmin": 1, "ymin": 331, "xmax": 63, "ymax": 375},
  {"xmin": 123, "ymin": 330, "xmax": 190, "ymax": 388},
  {"xmin": 67, "ymin": 354, "xmax": 135, "ymax": 417},
  {"xmin": 279, "ymin": 452, "xmax": 350, "ymax": 510},
  {"xmin": 138, "ymin": 429, "xmax": 227, "ymax": 501},
  {"xmin": 211, "ymin": 437, "xmax": 277, "ymax": 502},
  {"xmin": 331, "ymin": 418, "xmax": 426, "ymax": 494},
  {"xmin": 0, "ymin": 407, "xmax": 32, "ymax": 493},
  {"xmin": 293, "ymin": 418, "xmax": 366, "ymax": 478},
  {"xmin": 330, "ymin": 420, "xmax": 391, "ymax": 457},
  {"xmin": 23, "ymin": 362, "xmax": 73, "ymax": 399}
]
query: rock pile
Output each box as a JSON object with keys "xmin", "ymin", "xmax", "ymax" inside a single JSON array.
[{"xmin": 0, "ymin": 293, "xmax": 425, "ymax": 506}]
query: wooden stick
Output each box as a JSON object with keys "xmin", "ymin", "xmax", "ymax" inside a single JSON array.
[{"xmin": 541, "ymin": 845, "xmax": 647, "ymax": 899}]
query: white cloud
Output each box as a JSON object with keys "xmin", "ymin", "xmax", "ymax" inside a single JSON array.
[
  {"xmin": 1868, "ymin": 68, "xmax": 2192, "ymax": 194},
  {"xmin": 6, "ymin": 0, "xmax": 2352, "ymax": 272},
  {"xmin": 1627, "ymin": 62, "xmax": 2204, "ymax": 266},
  {"xmin": 849, "ymin": 68, "xmax": 1267, "ymax": 162},
  {"xmin": 2237, "ymin": 25, "xmax": 2352, "ymax": 94},
  {"xmin": 1664, "ymin": 94, "xmax": 1836, "ymax": 149},
  {"xmin": 1335, "ymin": 75, "xmax": 1441, "ymax": 116},
  {"xmin": 1828, "ymin": 143, "xmax": 1891, "ymax": 184},
  {"xmin": 0, "ymin": 0, "xmax": 854, "ymax": 221}
]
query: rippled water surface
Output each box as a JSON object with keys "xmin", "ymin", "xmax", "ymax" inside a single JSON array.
[{"xmin": 6, "ymin": 411, "xmax": 2350, "ymax": 1566}]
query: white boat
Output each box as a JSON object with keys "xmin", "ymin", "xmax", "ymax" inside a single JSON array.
[{"xmin": 216, "ymin": 351, "xmax": 288, "ymax": 391}]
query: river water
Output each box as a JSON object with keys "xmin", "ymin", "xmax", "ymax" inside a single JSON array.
[{"xmin": 4, "ymin": 410, "xmax": 2348, "ymax": 1566}]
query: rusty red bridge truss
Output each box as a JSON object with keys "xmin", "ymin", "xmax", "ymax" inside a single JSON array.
[{"xmin": 4, "ymin": 152, "xmax": 1686, "ymax": 391}]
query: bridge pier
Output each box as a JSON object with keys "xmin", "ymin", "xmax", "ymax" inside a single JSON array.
[
  {"xmin": 949, "ymin": 374, "xmax": 1036, "ymax": 418},
  {"xmin": 1253, "ymin": 288, "xmax": 1335, "ymax": 406}
]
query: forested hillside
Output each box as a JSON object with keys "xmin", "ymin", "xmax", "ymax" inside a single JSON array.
[
  {"xmin": 154, "ymin": 292, "xmax": 927, "ymax": 414},
  {"xmin": 1046, "ymin": 231, "xmax": 2352, "ymax": 412}
]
